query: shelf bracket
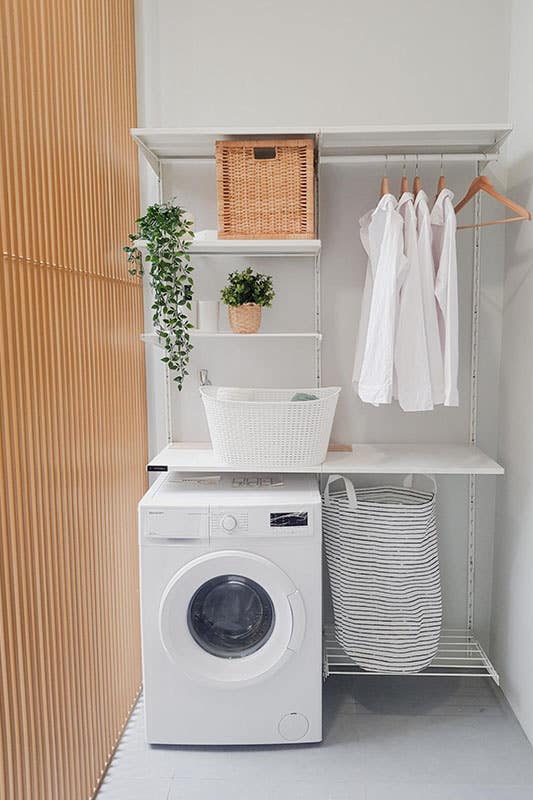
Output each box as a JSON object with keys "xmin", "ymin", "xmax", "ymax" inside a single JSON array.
[{"xmin": 133, "ymin": 135, "xmax": 161, "ymax": 179}]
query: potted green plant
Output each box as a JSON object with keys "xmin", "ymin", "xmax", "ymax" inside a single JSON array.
[
  {"xmin": 220, "ymin": 267, "xmax": 275, "ymax": 334},
  {"xmin": 125, "ymin": 202, "xmax": 194, "ymax": 390}
]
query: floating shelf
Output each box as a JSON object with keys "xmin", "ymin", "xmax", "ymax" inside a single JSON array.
[
  {"xmin": 318, "ymin": 123, "xmax": 512, "ymax": 158},
  {"xmin": 135, "ymin": 236, "xmax": 321, "ymax": 257},
  {"xmin": 131, "ymin": 124, "xmax": 512, "ymax": 169},
  {"xmin": 191, "ymin": 332, "xmax": 321, "ymax": 340},
  {"xmin": 323, "ymin": 627, "xmax": 499, "ymax": 683},
  {"xmin": 142, "ymin": 332, "xmax": 321, "ymax": 345},
  {"xmin": 146, "ymin": 443, "xmax": 504, "ymax": 475},
  {"xmin": 321, "ymin": 443, "xmax": 504, "ymax": 475},
  {"xmin": 189, "ymin": 238, "xmax": 321, "ymax": 256},
  {"xmin": 131, "ymin": 127, "xmax": 318, "ymax": 162}
]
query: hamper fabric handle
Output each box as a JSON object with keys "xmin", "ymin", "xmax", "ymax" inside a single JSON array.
[
  {"xmin": 323, "ymin": 475, "xmax": 357, "ymax": 509},
  {"xmin": 403, "ymin": 473, "xmax": 438, "ymax": 497}
]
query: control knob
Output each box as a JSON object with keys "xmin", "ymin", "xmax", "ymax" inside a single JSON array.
[{"xmin": 221, "ymin": 514, "xmax": 237, "ymax": 532}]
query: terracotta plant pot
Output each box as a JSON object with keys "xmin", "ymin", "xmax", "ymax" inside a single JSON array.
[{"xmin": 228, "ymin": 303, "xmax": 262, "ymax": 334}]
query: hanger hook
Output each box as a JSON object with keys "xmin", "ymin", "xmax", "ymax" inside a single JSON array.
[
  {"xmin": 440, "ymin": 153, "xmax": 444, "ymax": 175},
  {"xmin": 415, "ymin": 154, "xmax": 419, "ymax": 176},
  {"xmin": 402, "ymin": 154, "xmax": 407, "ymax": 177},
  {"xmin": 384, "ymin": 154, "xmax": 388, "ymax": 176}
]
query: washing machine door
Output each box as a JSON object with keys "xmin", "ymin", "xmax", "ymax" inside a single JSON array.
[{"xmin": 159, "ymin": 550, "xmax": 305, "ymax": 686}]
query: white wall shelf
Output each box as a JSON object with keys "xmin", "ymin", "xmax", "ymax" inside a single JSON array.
[
  {"xmin": 323, "ymin": 627, "xmax": 499, "ymax": 683},
  {"xmin": 191, "ymin": 332, "xmax": 321, "ymax": 340},
  {"xmin": 136, "ymin": 236, "xmax": 321, "ymax": 257},
  {"xmin": 318, "ymin": 124, "xmax": 512, "ymax": 158},
  {"xmin": 131, "ymin": 127, "xmax": 318, "ymax": 164},
  {"xmin": 322, "ymin": 443, "xmax": 504, "ymax": 475},
  {"xmin": 131, "ymin": 124, "xmax": 512, "ymax": 168},
  {"xmin": 142, "ymin": 332, "xmax": 321, "ymax": 345},
  {"xmin": 146, "ymin": 442, "xmax": 504, "ymax": 475}
]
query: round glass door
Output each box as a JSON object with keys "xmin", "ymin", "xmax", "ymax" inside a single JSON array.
[{"xmin": 187, "ymin": 574, "xmax": 275, "ymax": 658}]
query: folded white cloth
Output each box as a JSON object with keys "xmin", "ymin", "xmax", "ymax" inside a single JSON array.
[{"xmin": 193, "ymin": 229, "xmax": 218, "ymax": 241}]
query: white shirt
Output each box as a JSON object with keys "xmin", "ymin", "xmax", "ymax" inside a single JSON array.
[
  {"xmin": 353, "ymin": 194, "xmax": 407, "ymax": 405},
  {"xmin": 414, "ymin": 190, "xmax": 445, "ymax": 405},
  {"xmin": 395, "ymin": 192, "xmax": 433, "ymax": 411},
  {"xmin": 431, "ymin": 188, "xmax": 459, "ymax": 407}
]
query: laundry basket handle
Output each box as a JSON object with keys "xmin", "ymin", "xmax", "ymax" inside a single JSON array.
[
  {"xmin": 403, "ymin": 473, "xmax": 438, "ymax": 496},
  {"xmin": 323, "ymin": 475, "xmax": 357, "ymax": 509}
]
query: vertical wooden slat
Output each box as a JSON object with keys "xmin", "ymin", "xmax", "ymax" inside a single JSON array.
[{"xmin": 0, "ymin": 0, "xmax": 146, "ymax": 797}]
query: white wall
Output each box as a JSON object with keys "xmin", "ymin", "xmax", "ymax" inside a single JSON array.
[
  {"xmin": 135, "ymin": 0, "xmax": 511, "ymax": 128},
  {"xmin": 491, "ymin": 0, "xmax": 533, "ymax": 745},
  {"xmin": 135, "ymin": 1, "xmax": 512, "ymax": 641}
]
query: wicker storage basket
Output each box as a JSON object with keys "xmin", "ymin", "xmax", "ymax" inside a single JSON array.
[
  {"xmin": 200, "ymin": 386, "xmax": 340, "ymax": 468},
  {"xmin": 216, "ymin": 139, "xmax": 315, "ymax": 239},
  {"xmin": 228, "ymin": 303, "xmax": 262, "ymax": 334}
]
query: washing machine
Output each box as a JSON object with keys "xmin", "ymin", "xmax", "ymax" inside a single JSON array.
[{"xmin": 139, "ymin": 472, "xmax": 322, "ymax": 745}]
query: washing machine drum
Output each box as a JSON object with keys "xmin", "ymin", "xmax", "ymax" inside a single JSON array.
[
  {"xmin": 188, "ymin": 574, "xmax": 275, "ymax": 658},
  {"xmin": 159, "ymin": 551, "xmax": 305, "ymax": 686}
]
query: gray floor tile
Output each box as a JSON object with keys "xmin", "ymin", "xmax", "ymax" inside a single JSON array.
[
  {"xmin": 168, "ymin": 778, "xmax": 366, "ymax": 800},
  {"xmin": 97, "ymin": 776, "xmax": 172, "ymax": 800},
  {"xmin": 351, "ymin": 675, "xmax": 505, "ymax": 718},
  {"xmin": 366, "ymin": 784, "xmax": 533, "ymax": 800},
  {"xmin": 97, "ymin": 679, "xmax": 533, "ymax": 800},
  {"xmin": 106, "ymin": 747, "xmax": 178, "ymax": 779}
]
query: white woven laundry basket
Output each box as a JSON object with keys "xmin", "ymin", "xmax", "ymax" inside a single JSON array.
[
  {"xmin": 200, "ymin": 386, "xmax": 340, "ymax": 468},
  {"xmin": 323, "ymin": 474, "xmax": 442, "ymax": 674}
]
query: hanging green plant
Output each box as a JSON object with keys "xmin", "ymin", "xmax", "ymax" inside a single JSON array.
[{"xmin": 125, "ymin": 202, "xmax": 194, "ymax": 390}]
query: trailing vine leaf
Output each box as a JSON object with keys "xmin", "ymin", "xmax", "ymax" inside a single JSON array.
[{"xmin": 125, "ymin": 202, "xmax": 194, "ymax": 390}]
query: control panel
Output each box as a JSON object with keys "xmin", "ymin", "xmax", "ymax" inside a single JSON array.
[
  {"xmin": 210, "ymin": 505, "xmax": 314, "ymax": 538},
  {"xmin": 211, "ymin": 510, "xmax": 249, "ymax": 533}
]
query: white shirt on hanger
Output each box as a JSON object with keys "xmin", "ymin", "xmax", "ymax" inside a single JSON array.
[
  {"xmin": 353, "ymin": 193, "xmax": 407, "ymax": 406},
  {"xmin": 431, "ymin": 188, "xmax": 459, "ymax": 407},
  {"xmin": 414, "ymin": 190, "xmax": 445, "ymax": 405},
  {"xmin": 395, "ymin": 192, "xmax": 433, "ymax": 411}
]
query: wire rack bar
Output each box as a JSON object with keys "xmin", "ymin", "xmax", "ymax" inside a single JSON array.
[{"xmin": 323, "ymin": 627, "xmax": 499, "ymax": 683}]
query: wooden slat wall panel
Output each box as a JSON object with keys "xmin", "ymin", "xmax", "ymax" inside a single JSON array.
[
  {"xmin": 0, "ymin": 0, "xmax": 146, "ymax": 798},
  {"xmin": 0, "ymin": 0, "xmax": 138, "ymax": 281}
]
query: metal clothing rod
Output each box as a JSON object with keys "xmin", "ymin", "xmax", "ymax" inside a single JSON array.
[
  {"xmin": 158, "ymin": 153, "xmax": 499, "ymax": 167},
  {"xmin": 159, "ymin": 157, "xmax": 214, "ymax": 164},
  {"xmin": 320, "ymin": 153, "xmax": 498, "ymax": 165}
]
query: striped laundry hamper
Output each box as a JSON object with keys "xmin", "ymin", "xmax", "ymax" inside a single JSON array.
[{"xmin": 323, "ymin": 474, "xmax": 442, "ymax": 673}]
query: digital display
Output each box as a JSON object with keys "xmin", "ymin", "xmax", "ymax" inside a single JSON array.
[{"xmin": 270, "ymin": 512, "xmax": 308, "ymax": 528}]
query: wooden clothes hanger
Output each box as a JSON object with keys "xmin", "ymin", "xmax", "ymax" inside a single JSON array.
[
  {"xmin": 380, "ymin": 155, "xmax": 390, "ymax": 197},
  {"xmin": 399, "ymin": 156, "xmax": 408, "ymax": 197},
  {"xmin": 380, "ymin": 174, "xmax": 390, "ymax": 197},
  {"xmin": 454, "ymin": 174, "xmax": 531, "ymax": 230},
  {"xmin": 412, "ymin": 155, "xmax": 421, "ymax": 197},
  {"xmin": 437, "ymin": 155, "xmax": 446, "ymax": 195}
]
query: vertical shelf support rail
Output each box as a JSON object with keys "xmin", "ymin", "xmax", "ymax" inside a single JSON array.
[
  {"xmin": 467, "ymin": 159, "xmax": 483, "ymax": 632},
  {"xmin": 314, "ymin": 249, "xmax": 321, "ymax": 388}
]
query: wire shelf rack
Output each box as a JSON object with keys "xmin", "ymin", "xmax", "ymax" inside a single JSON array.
[{"xmin": 323, "ymin": 627, "xmax": 499, "ymax": 684}]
